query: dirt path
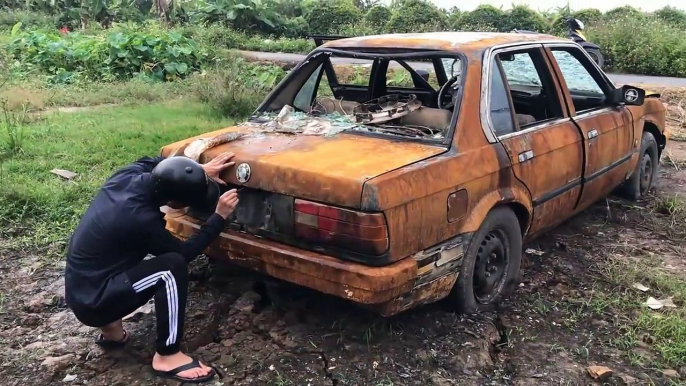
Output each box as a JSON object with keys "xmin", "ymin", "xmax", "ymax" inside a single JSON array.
[{"xmin": 1, "ymin": 144, "xmax": 685, "ymax": 386}]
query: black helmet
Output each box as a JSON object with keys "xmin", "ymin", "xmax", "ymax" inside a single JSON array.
[{"xmin": 150, "ymin": 157, "xmax": 220, "ymax": 209}]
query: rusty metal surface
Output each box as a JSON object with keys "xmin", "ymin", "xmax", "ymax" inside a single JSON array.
[
  {"xmin": 447, "ymin": 189, "xmax": 469, "ymax": 223},
  {"xmin": 164, "ymin": 211, "xmax": 418, "ymax": 304},
  {"xmin": 159, "ymin": 126, "xmax": 445, "ymax": 209},
  {"xmin": 369, "ymin": 273, "xmax": 459, "ymax": 317},
  {"xmin": 321, "ymin": 32, "xmax": 567, "ymax": 53}
]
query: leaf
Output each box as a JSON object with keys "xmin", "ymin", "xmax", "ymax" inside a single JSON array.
[
  {"xmin": 164, "ymin": 62, "xmax": 178, "ymax": 74},
  {"xmin": 176, "ymin": 62, "xmax": 188, "ymax": 74},
  {"xmin": 10, "ymin": 22, "xmax": 22, "ymax": 37}
]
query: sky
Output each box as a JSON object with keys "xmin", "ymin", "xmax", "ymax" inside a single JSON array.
[{"xmin": 380, "ymin": 0, "xmax": 686, "ymax": 13}]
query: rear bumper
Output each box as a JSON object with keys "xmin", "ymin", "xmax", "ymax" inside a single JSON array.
[{"xmin": 163, "ymin": 210, "xmax": 419, "ymax": 305}]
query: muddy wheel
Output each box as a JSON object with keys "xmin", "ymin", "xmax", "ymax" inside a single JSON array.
[
  {"xmin": 448, "ymin": 206, "xmax": 522, "ymax": 314},
  {"xmin": 617, "ymin": 131, "xmax": 659, "ymax": 201}
]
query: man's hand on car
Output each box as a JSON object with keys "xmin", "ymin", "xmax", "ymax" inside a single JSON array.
[
  {"xmin": 202, "ymin": 152, "xmax": 236, "ymax": 185},
  {"xmin": 216, "ymin": 189, "xmax": 239, "ymax": 219}
]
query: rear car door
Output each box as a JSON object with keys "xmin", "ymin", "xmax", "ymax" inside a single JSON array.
[
  {"xmin": 485, "ymin": 45, "xmax": 584, "ymax": 236},
  {"xmin": 544, "ymin": 44, "xmax": 635, "ymax": 210}
]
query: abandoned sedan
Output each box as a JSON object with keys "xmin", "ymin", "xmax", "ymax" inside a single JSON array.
[{"xmin": 160, "ymin": 32, "xmax": 667, "ymax": 316}]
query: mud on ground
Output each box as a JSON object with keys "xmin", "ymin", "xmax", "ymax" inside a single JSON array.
[{"xmin": 1, "ymin": 144, "xmax": 685, "ymax": 386}]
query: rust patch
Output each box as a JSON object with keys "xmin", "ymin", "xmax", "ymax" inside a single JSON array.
[
  {"xmin": 447, "ymin": 189, "xmax": 468, "ymax": 223},
  {"xmin": 322, "ymin": 32, "xmax": 566, "ymax": 53},
  {"xmin": 370, "ymin": 273, "xmax": 458, "ymax": 317}
]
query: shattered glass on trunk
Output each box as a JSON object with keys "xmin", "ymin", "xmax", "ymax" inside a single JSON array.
[{"xmin": 243, "ymin": 105, "xmax": 364, "ymax": 137}]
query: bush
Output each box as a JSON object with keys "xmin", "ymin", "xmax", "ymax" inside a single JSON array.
[
  {"xmin": 588, "ymin": 15, "xmax": 686, "ymax": 77},
  {"xmin": 447, "ymin": 7, "xmax": 462, "ymax": 30},
  {"xmin": 654, "ymin": 6, "xmax": 686, "ymax": 29},
  {"xmin": 304, "ymin": 0, "xmax": 362, "ymax": 35},
  {"xmin": 189, "ymin": 25, "xmax": 313, "ymax": 54},
  {"xmin": 8, "ymin": 27, "xmax": 207, "ymax": 83},
  {"xmin": 385, "ymin": 0, "xmax": 448, "ymax": 33},
  {"xmin": 505, "ymin": 5, "xmax": 549, "ymax": 32},
  {"xmin": 364, "ymin": 5, "xmax": 391, "ymax": 31},
  {"xmin": 603, "ymin": 6, "xmax": 643, "ymax": 21},
  {"xmin": 192, "ymin": 55, "xmax": 286, "ymax": 118},
  {"xmin": 0, "ymin": 10, "xmax": 58, "ymax": 31},
  {"xmin": 458, "ymin": 5, "xmax": 506, "ymax": 32}
]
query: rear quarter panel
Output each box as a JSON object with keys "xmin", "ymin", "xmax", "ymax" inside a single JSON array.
[{"xmin": 363, "ymin": 57, "xmax": 533, "ymax": 262}]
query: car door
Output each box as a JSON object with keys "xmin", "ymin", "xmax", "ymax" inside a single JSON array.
[
  {"xmin": 485, "ymin": 45, "xmax": 584, "ymax": 236},
  {"xmin": 544, "ymin": 45, "xmax": 635, "ymax": 211}
]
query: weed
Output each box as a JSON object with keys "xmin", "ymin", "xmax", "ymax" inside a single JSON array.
[
  {"xmin": 0, "ymin": 98, "xmax": 28, "ymax": 159},
  {"xmin": 192, "ymin": 56, "xmax": 283, "ymax": 119}
]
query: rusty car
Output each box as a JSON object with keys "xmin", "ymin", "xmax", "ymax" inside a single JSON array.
[{"xmin": 159, "ymin": 32, "xmax": 668, "ymax": 316}]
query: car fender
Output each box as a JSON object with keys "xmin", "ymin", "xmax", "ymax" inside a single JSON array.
[{"xmin": 460, "ymin": 186, "xmax": 533, "ymax": 236}]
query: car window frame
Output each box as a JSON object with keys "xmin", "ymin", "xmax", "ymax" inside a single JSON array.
[{"xmin": 482, "ymin": 44, "xmax": 572, "ymax": 141}]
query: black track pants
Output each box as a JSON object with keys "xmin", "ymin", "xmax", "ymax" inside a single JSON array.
[{"xmin": 71, "ymin": 252, "xmax": 189, "ymax": 356}]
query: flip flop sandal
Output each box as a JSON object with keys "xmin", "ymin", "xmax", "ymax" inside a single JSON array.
[
  {"xmin": 94, "ymin": 329, "xmax": 130, "ymax": 349},
  {"xmin": 151, "ymin": 358, "xmax": 216, "ymax": 384}
]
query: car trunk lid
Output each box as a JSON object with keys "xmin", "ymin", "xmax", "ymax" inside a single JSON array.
[{"xmin": 160, "ymin": 125, "xmax": 446, "ymax": 209}]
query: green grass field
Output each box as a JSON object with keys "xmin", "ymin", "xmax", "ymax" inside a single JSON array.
[{"xmin": 0, "ymin": 100, "xmax": 233, "ymax": 247}]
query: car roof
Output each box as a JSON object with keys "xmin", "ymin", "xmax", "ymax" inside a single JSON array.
[{"xmin": 321, "ymin": 32, "xmax": 568, "ymax": 53}]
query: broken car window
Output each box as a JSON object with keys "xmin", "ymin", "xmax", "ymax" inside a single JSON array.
[
  {"xmin": 293, "ymin": 63, "xmax": 325, "ymax": 111},
  {"xmin": 489, "ymin": 59, "xmax": 515, "ymax": 136},
  {"xmin": 551, "ymin": 50, "xmax": 605, "ymax": 96},
  {"xmin": 249, "ymin": 51, "xmax": 463, "ymax": 142},
  {"xmin": 499, "ymin": 53, "xmax": 542, "ymax": 88}
]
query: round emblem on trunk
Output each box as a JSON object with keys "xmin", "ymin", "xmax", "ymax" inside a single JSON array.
[{"xmin": 236, "ymin": 163, "xmax": 251, "ymax": 183}]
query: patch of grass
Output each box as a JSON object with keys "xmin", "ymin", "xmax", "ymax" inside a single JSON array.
[
  {"xmin": 0, "ymin": 76, "xmax": 199, "ymax": 111},
  {"xmin": 0, "ymin": 100, "xmax": 234, "ymax": 250},
  {"xmin": 594, "ymin": 252, "xmax": 686, "ymax": 368}
]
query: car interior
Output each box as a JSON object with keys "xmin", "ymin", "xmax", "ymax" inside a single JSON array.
[{"xmin": 290, "ymin": 54, "xmax": 462, "ymax": 139}]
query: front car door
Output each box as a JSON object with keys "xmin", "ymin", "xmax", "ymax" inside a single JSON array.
[
  {"xmin": 543, "ymin": 44, "xmax": 635, "ymax": 211},
  {"xmin": 483, "ymin": 44, "xmax": 585, "ymax": 236}
]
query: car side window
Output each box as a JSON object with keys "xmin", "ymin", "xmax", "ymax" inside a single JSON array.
[
  {"xmin": 496, "ymin": 49, "xmax": 565, "ymax": 129},
  {"xmin": 293, "ymin": 63, "xmax": 332, "ymax": 111},
  {"xmin": 550, "ymin": 48, "xmax": 607, "ymax": 112},
  {"xmin": 489, "ymin": 58, "xmax": 516, "ymax": 137}
]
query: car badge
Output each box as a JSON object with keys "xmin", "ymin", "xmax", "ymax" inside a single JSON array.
[{"xmin": 236, "ymin": 163, "xmax": 251, "ymax": 184}]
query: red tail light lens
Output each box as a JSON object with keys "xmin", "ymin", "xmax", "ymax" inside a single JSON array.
[{"xmin": 294, "ymin": 199, "xmax": 389, "ymax": 256}]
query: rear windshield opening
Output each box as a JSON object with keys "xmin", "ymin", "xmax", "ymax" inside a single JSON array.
[{"xmin": 247, "ymin": 50, "xmax": 464, "ymax": 143}]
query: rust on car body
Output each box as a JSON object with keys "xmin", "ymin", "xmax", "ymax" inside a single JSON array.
[{"xmin": 160, "ymin": 32, "xmax": 667, "ymax": 316}]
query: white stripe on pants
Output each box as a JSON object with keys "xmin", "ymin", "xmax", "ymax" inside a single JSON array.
[{"xmin": 132, "ymin": 271, "xmax": 179, "ymax": 346}]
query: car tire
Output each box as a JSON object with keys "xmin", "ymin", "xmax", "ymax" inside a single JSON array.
[
  {"xmin": 448, "ymin": 206, "xmax": 523, "ymax": 314},
  {"xmin": 617, "ymin": 131, "xmax": 659, "ymax": 201},
  {"xmin": 586, "ymin": 48, "xmax": 604, "ymax": 68}
]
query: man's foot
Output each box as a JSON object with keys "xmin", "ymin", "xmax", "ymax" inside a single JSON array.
[
  {"xmin": 152, "ymin": 352, "xmax": 214, "ymax": 382},
  {"xmin": 96, "ymin": 320, "xmax": 130, "ymax": 349}
]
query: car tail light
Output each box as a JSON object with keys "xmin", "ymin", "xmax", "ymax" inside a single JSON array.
[{"xmin": 294, "ymin": 199, "xmax": 389, "ymax": 256}]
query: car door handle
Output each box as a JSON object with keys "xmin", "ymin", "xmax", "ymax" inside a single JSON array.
[
  {"xmin": 588, "ymin": 129, "xmax": 599, "ymax": 139},
  {"xmin": 518, "ymin": 150, "xmax": 534, "ymax": 163}
]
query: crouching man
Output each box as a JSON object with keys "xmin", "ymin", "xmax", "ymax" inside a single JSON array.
[{"xmin": 64, "ymin": 152, "xmax": 238, "ymax": 383}]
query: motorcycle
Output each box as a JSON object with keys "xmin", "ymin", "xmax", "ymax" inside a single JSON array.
[
  {"xmin": 511, "ymin": 17, "xmax": 605, "ymax": 68},
  {"xmin": 566, "ymin": 17, "xmax": 604, "ymax": 68}
]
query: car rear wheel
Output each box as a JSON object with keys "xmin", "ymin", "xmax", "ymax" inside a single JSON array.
[
  {"xmin": 617, "ymin": 131, "xmax": 659, "ymax": 201},
  {"xmin": 448, "ymin": 206, "xmax": 522, "ymax": 314}
]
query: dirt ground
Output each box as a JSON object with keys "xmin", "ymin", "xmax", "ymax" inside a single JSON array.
[{"xmin": 1, "ymin": 142, "xmax": 685, "ymax": 386}]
